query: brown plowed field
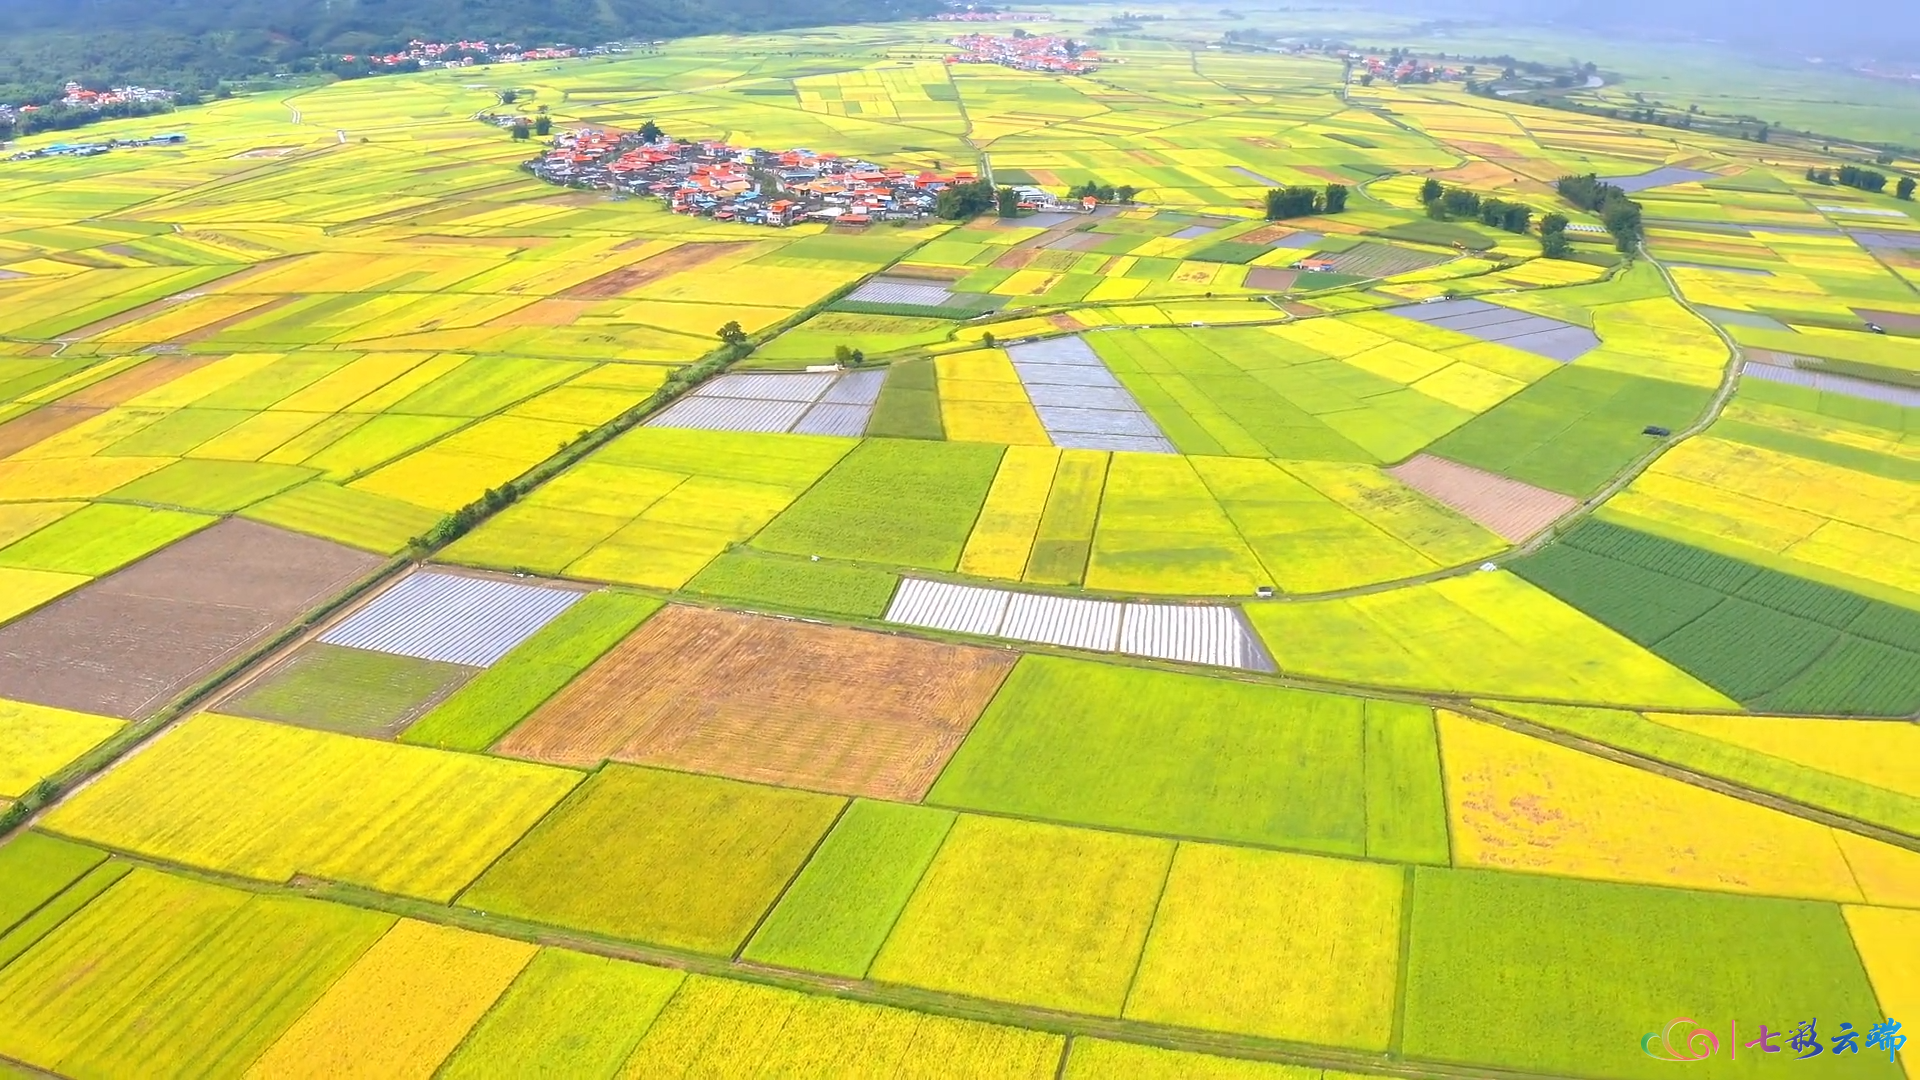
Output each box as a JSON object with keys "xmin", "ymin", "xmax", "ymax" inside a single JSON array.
[
  {"xmin": 495, "ymin": 605, "xmax": 1016, "ymax": 800},
  {"xmin": 0, "ymin": 519, "xmax": 381, "ymax": 718},
  {"xmin": 1243, "ymin": 268, "xmax": 1298, "ymax": 292},
  {"xmin": 1388, "ymin": 453, "xmax": 1579, "ymax": 543},
  {"xmin": 563, "ymin": 241, "xmax": 755, "ymax": 299},
  {"xmin": 1853, "ymin": 308, "xmax": 1920, "ymax": 332}
]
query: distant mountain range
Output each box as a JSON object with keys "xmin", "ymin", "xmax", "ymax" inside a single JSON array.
[{"xmin": 0, "ymin": 0, "xmax": 943, "ymax": 102}]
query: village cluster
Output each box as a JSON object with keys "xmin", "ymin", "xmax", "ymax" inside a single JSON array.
[
  {"xmin": 0, "ymin": 82, "xmax": 176, "ymax": 129},
  {"xmin": 945, "ymin": 33, "xmax": 1100, "ymax": 74},
  {"xmin": 523, "ymin": 130, "xmax": 983, "ymax": 225},
  {"xmin": 336, "ymin": 39, "xmax": 626, "ymax": 69}
]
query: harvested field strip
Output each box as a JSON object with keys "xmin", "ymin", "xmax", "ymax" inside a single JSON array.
[
  {"xmin": 400, "ymin": 590, "xmax": 659, "ymax": 751},
  {"xmin": 886, "ymin": 578, "xmax": 1271, "ymax": 670},
  {"xmin": 0, "ymin": 699, "xmax": 125, "ymax": 799},
  {"xmin": 869, "ymin": 815, "xmax": 1173, "ymax": 1016},
  {"xmin": 437, "ymin": 948, "xmax": 685, "ymax": 1079},
  {"xmin": 0, "ymin": 868, "xmax": 394, "ymax": 1080},
  {"xmin": 1509, "ymin": 519, "xmax": 1920, "ymax": 715},
  {"xmin": 0, "ymin": 860, "xmax": 130, "ymax": 972},
  {"xmin": 744, "ymin": 800, "xmax": 956, "ymax": 977},
  {"xmin": 41, "ymin": 713, "xmax": 583, "ymax": 902},
  {"xmin": 1386, "ymin": 454, "xmax": 1576, "ymax": 543},
  {"xmin": 319, "ymin": 570, "xmax": 584, "ymax": 667},
  {"xmin": 461, "ymin": 764, "xmax": 844, "ymax": 954},
  {"xmin": 622, "ymin": 975, "xmax": 1063, "ymax": 1076},
  {"xmin": 219, "ymin": 643, "xmax": 473, "ymax": 738},
  {"xmin": 1402, "ymin": 868, "xmax": 1888, "ymax": 1080},
  {"xmin": 246, "ymin": 918, "xmax": 535, "ymax": 1080},
  {"xmin": 494, "ymin": 604, "xmax": 1013, "ymax": 800},
  {"xmin": 561, "ymin": 241, "xmax": 755, "ymax": 299},
  {"xmin": 0, "ymin": 518, "xmax": 383, "ymax": 719},
  {"xmin": 1124, "ymin": 844, "xmax": 1404, "ymax": 1049},
  {"xmin": 930, "ymin": 655, "xmax": 1388, "ymax": 855}
]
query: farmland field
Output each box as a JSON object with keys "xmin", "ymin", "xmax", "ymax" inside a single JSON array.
[{"xmin": 0, "ymin": 8, "xmax": 1916, "ymax": 1076}]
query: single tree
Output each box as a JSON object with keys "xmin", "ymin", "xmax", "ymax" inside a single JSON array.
[
  {"xmin": 1898, "ymin": 176, "xmax": 1917, "ymax": 201},
  {"xmin": 500, "ymin": 89, "xmax": 519, "ymax": 105},
  {"xmin": 510, "ymin": 120, "xmax": 532, "ymax": 141},
  {"xmin": 834, "ymin": 344, "xmax": 855, "ymax": 366},
  {"xmin": 981, "ymin": 331, "xmax": 997, "ymax": 348},
  {"xmin": 996, "ymin": 186, "xmax": 1021, "ymax": 217},
  {"xmin": 717, "ymin": 321, "xmax": 748, "ymax": 347},
  {"xmin": 1114, "ymin": 184, "xmax": 1137, "ymax": 203},
  {"xmin": 1540, "ymin": 212, "xmax": 1569, "ymax": 235},
  {"xmin": 1540, "ymin": 231, "xmax": 1574, "ymax": 259},
  {"xmin": 533, "ymin": 115, "xmax": 552, "ymax": 137},
  {"xmin": 1322, "ymin": 183, "xmax": 1349, "ymax": 214},
  {"xmin": 1419, "ymin": 177, "xmax": 1444, "ymax": 204},
  {"xmin": 639, "ymin": 119, "xmax": 664, "ymax": 142}
]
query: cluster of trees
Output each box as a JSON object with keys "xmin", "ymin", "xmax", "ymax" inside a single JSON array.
[
  {"xmin": 1539, "ymin": 212, "xmax": 1573, "ymax": 259},
  {"xmin": 1417, "ymin": 178, "xmax": 1532, "ymax": 233},
  {"xmin": 936, "ymin": 178, "xmax": 996, "ymax": 220},
  {"xmin": 0, "ymin": 97, "xmax": 177, "ymax": 140},
  {"xmin": 1807, "ymin": 164, "xmax": 1895, "ymax": 194},
  {"xmin": 1264, "ymin": 183, "xmax": 1348, "ymax": 221},
  {"xmin": 0, "ymin": 0, "xmax": 947, "ymax": 105},
  {"xmin": 1555, "ymin": 173, "xmax": 1643, "ymax": 252},
  {"xmin": 508, "ymin": 114, "xmax": 554, "ymax": 139},
  {"xmin": 1066, "ymin": 179, "xmax": 1138, "ymax": 203}
]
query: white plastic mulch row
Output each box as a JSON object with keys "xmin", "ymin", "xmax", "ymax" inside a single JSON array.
[
  {"xmin": 320, "ymin": 571, "xmax": 583, "ymax": 667},
  {"xmin": 647, "ymin": 369, "xmax": 884, "ymax": 436},
  {"xmin": 885, "ymin": 578, "xmax": 1273, "ymax": 671}
]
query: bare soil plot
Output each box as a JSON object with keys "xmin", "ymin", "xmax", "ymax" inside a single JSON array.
[
  {"xmin": 0, "ymin": 519, "xmax": 381, "ymax": 718},
  {"xmin": 1243, "ymin": 268, "xmax": 1298, "ymax": 291},
  {"xmin": 494, "ymin": 604, "xmax": 1015, "ymax": 799},
  {"xmin": 1388, "ymin": 454, "xmax": 1578, "ymax": 543},
  {"xmin": 0, "ymin": 406, "xmax": 105, "ymax": 458},
  {"xmin": 0, "ymin": 354, "xmax": 228, "ymax": 456},
  {"xmin": 562, "ymin": 241, "xmax": 755, "ymax": 299},
  {"xmin": 1852, "ymin": 308, "xmax": 1920, "ymax": 332}
]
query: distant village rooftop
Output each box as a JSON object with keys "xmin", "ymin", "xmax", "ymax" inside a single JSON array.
[
  {"xmin": 522, "ymin": 130, "xmax": 978, "ymax": 226},
  {"xmin": 945, "ymin": 33, "xmax": 1099, "ymax": 74}
]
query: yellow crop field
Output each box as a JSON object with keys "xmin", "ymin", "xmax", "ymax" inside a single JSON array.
[
  {"xmin": 180, "ymin": 411, "xmax": 325, "ymax": 462},
  {"xmin": 1607, "ymin": 437, "xmax": 1920, "ymax": 604},
  {"xmin": 1345, "ymin": 340, "xmax": 1453, "ymax": 384},
  {"xmin": 126, "ymin": 353, "xmax": 285, "ymax": 409},
  {"xmin": 438, "ymin": 949, "xmax": 685, "ymax": 1079},
  {"xmin": 623, "ymin": 975, "xmax": 1063, "ymax": 1078},
  {"xmin": 1438, "ymin": 711, "xmax": 1873, "ymax": 901},
  {"xmin": 869, "ymin": 815, "xmax": 1173, "ymax": 1016},
  {"xmin": 1646, "ymin": 713, "xmax": 1920, "ymax": 798},
  {"xmin": 246, "ymin": 919, "xmax": 536, "ymax": 1080},
  {"xmin": 1244, "ymin": 572, "xmax": 1738, "ymax": 707},
  {"xmin": 41, "ymin": 713, "xmax": 583, "ymax": 901},
  {"xmin": 1843, "ymin": 905, "xmax": 1919, "ymax": 1078},
  {"xmin": 350, "ymin": 415, "xmax": 578, "ymax": 511},
  {"xmin": 1411, "ymin": 360, "xmax": 1527, "ymax": 412},
  {"xmin": 0, "ymin": 501, "xmax": 82, "ymax": 547},
  {"xmin": 0, "ymin": 568, "xmax": 90, "ymax": 624},
  {"xmin": 0, "ymin": 699, "xmax": 124, "ymax": 799},
  {"xmin": 960, "ymin": 445, "xmax": 1059, "ymax": 579},
  {"xmin": 1125, "ymin": 844, "xmax": 1402, "ymax": 1048},
  {"xmin": 0, "ymin": 868, "xmax": 395, "ymax": 1080},
  {"xmin": 1832, "ymin": 832, "xmax": 1920, "ymax": 909}
]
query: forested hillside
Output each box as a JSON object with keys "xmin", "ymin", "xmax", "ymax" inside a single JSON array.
[{"xmin": 0, "ymin": 0, "xmax": 943, "ymax": 102}]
